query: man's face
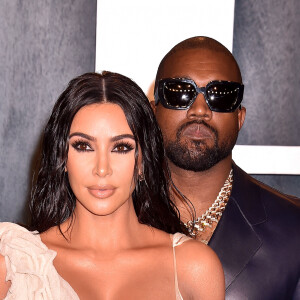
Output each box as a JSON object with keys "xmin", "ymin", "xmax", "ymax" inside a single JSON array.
[{"xmin": 155, "ymin": 48, "xmax": 245, "ymax": 172}]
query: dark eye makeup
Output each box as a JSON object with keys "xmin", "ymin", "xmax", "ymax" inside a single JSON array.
[
  {"xmin": 71, "ymin": 139, "xmax": 93, "ymax": 152},
  {"xmin": 70, "ymin": 139, "xmax": 135, "ymax": 154},
  {"xmin": 112, "ymin": 141, "xmax": 135, "ymax": 154}
]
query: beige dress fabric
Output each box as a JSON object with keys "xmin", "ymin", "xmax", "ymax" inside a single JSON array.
[
  {"xmin": 0, "ymin": 222, "xmax": 79, "ymax": 300},
  {"xmin": 172, "ymin": 232, "xmax": 192, "ymax": 300},
  {"xmin": 0, "ymin": 223, "xmax": 190, "ymax": 299}
]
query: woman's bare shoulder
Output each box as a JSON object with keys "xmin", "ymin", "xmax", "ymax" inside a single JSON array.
[
  {"xmin": 175, "ymin": 238, "xmax": 222, "ymax": 273},
  {"xmin": 176, "ymin": 239, "xmax": 225, "ymax": 299}
]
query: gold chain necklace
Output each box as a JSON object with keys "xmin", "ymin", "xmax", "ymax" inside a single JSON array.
[{"xmin": 184, "ymin": 169, "xmax": 233, "ymax": 238}]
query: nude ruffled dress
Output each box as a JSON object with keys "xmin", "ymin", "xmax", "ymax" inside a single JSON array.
[
  {"xmin": 0, "ymin": 222, "xmax": 79, "ymax": 299},
  {"xmin": 0, "ymin": 222, "xmax": 189, "ymax": 299}
]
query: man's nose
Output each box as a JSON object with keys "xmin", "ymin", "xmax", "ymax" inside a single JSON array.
[
  {"xmin": 186, "ymin": 93, "xmax": 212, "ymax": 120},
  {"xmin": 93, "ymin": 152, "xmax": 113, "ymax": 177}
]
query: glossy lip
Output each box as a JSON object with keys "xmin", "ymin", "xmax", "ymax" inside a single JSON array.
[
  {"xmin": 181, "ymin": 123, "xmax": 214, "ymax": 140},
  {"xmin": 87, "ymin": 184, "xmax": 116, "ymax": 199}
]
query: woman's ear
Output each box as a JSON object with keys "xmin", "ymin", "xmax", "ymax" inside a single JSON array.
[
  {"xmin": 137, "ymin": 145, "xmax": 144, "ymax": 180},
  {"xmin": 138, "ymin": 171, "xmax": 145, "ymax": 182}
]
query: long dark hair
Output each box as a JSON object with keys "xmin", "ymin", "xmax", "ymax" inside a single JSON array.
[{"xmin": 30, "ymin": 71, "xmax": 185, "ymax": 234}]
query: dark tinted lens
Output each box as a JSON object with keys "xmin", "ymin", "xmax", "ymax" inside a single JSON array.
[
  {"xmin": 163, "ymin": 81, "xmax": 196, "ymax": 108},
  {"xmin": 206, "ymin": 83, "xmax": 240, "ymax": 111}
]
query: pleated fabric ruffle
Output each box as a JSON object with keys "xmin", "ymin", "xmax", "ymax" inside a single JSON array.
[{"xmin": 0, "ymin": 222, "xmax": 79, "ymax": 300}]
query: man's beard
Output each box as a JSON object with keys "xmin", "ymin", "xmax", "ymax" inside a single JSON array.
[{"xmin": 165, "ymin": 120, "xmax": 238, "ymax": 172}]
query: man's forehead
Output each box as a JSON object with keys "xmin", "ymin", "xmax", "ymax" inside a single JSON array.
[{"xmin": 159, "ymin": 48, "xmax": 241, "ymax": 83}]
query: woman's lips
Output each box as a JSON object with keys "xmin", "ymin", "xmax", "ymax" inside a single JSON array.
[
  {"xmin": 182, "ymin": 123, "xmax": 214, "ymax": 140},
  {"xmin": 87, "ymin": 185, "xmax": 116, "ymax": 199}
]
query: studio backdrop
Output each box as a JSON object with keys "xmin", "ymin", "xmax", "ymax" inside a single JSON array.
[{"xmin": 0, "ymin": 0, "xmax": 299, "ymax": 223}]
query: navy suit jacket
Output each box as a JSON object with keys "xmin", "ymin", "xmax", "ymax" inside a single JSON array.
[{"xmin": 209, "ymin": 163, "xmax": 300, "ymax": 299}]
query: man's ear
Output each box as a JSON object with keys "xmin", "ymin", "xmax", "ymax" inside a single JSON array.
[
  {"xmin": 150, "ymin": 101, "xmax": 156, "ymax": 113},
  {"xmin": 238, "ymin": 106, "xmax": 246, "ymax": 131}
]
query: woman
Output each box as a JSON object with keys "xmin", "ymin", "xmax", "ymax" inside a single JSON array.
[{"xmin": 0, "ymin": 72, "xmax": 224, "ymax": 299}]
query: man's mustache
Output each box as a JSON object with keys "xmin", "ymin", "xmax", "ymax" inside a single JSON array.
[{"xmin": 176, "ymin": 120, "xmax": 218, "ymax": 140}]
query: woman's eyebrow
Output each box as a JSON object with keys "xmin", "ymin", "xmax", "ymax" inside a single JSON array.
[
  {"xmin": 111, "ymin": 134, "xmax": 135, "ymax": 142},
  {"xmin": 69, "ymin": 132, "xmax": 135, "ymax": 142},
  {"xmin": 69, "ymin": 132, "xmax": 96, "ymax": 141}
]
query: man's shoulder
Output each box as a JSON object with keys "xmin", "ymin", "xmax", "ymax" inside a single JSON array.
[
  {"xmin": 232, "ymin": 164, "xmax": 300, "ymax": 223},
  {"xmin": 213, "ymin": 165, "xmax": 299, "ymax": 298}
]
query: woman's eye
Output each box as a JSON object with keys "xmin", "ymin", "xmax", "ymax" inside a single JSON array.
[
  {"xmin": 113, "ymin": 143, "xmax": 134, "ymax": 153},
  {"xmin": 71, "ymin": 141, "xmax": 92, "ymax": 152}
]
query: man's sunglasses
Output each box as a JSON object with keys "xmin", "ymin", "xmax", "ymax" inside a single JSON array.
[{"xmin": 155, "ymin": 78, "xmax": 244, "ymax": 112}]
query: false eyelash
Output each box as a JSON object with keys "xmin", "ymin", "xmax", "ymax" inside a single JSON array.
[
  {"xmin": 113, "ymin": 141, "xmax": 135, "ymax": 154},
  {"xmin": 71, "ymin": 139, "xmax": 93, "ymax": 152}
]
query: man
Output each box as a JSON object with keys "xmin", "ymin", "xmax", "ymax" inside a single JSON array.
[{"xmin": 153, "ymin": 36, "xmax": 300, "ymax": 299}]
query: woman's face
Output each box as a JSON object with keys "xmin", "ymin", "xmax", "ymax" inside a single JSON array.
[{"xmin": 66, "ymin": 103, "xmax": 138, "ymax": 217}]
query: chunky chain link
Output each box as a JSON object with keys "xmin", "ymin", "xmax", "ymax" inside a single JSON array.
[{"xmin": 184, "ymin": 169, "xmax": 233, "ymax": 237}]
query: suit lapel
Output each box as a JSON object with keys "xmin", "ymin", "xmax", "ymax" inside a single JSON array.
[
  {"xmin": 209, "ymin": 198, "xmax": 262, "ymax": 289},
  {"xmin": 208, "ymin": 164, "xmax": 266, "ymax": 289}
]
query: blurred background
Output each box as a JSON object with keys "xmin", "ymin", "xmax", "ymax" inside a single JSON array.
[{"xmin": 0, "ymin": 0, "xmax": 299, "ymax": 223}]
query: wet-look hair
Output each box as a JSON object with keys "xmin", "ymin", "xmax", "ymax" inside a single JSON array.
[{"xmin": 30, "ymin": 72, "xmax": 185, "ymax": 234}]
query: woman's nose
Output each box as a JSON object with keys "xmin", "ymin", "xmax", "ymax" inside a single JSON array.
[{"xmin": 93, "ymin": 152, "xmax": 112, "ymax": 177}]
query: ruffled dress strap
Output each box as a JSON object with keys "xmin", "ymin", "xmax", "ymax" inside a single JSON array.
[
  {"xmin": 171, "ymin": 233, "xmax": 192, "ymax": 300},
  {"xmin": 0, "ymin": 222, "xmax": 79, "ymax": 299}
]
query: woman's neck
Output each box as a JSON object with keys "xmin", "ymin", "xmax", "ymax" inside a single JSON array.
[{"xmin": 57, "ymin": 198, "xmax": 150, "ymax": 252}]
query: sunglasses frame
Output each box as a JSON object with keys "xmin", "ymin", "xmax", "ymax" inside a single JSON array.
[{"xmin": 155, "ymin": 78, "xmax": 244, "ymax": 112}]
